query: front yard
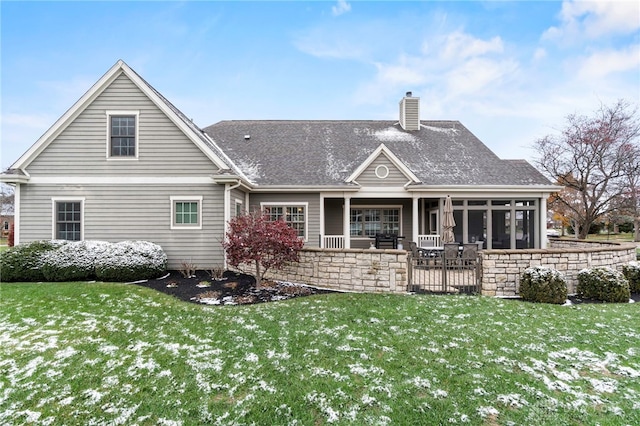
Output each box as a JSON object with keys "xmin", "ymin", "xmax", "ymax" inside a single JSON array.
[{"xmin": 1, "ymin": 282, "xmax": 639, "ymax": 425}]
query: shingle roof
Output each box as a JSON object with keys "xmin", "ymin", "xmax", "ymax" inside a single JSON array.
[{"xmin": 203, "ymin": 120, "xmax": 552, "ymax": 187}]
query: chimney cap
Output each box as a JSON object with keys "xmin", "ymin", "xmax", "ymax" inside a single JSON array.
[{"xmin": 405, "ymin": 91, "xmax": 412, "ymax": 97}]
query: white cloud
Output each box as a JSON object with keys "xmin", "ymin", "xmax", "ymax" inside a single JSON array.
[
  {"xmin": 543, "ymin": 0, "xmax": 640, "ymax": 42},
  {"xmin": 576, "ymin": 44, "xmax": 640, "ymax": 79},
  {"xmin": 440, "ymin": 31, "xmax": 504, "ymax": 60},
  {"xmin": 445, "ymin": 57, "xmax": 519, "ymax": 97},
  {"xmin": 332, "ymin": 0, "xmax": 351, "ymax": 17},
  {"xmin": 533, "ymin": 48, "xmax": 547, "ymax": 61}
]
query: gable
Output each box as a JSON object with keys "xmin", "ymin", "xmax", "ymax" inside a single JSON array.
[
  {"xmin": 346, "ymin": 143, "xmax": 420, "ymax": 187},
  {"xmin": 26, "ymin": 73, "xmax": 218, "ymax": 176},
  {"xmin": 356, "ymin": 153, "xmax": 413, "ymax": 187},
  {"xmin": 11, "ymin": 60, "xmax": 229, "ymax": 174}
]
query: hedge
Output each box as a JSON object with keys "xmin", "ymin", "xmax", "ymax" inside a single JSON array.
[{"xmin": 0, "ymin": 240, "xmax": 166, "ymax": 282}]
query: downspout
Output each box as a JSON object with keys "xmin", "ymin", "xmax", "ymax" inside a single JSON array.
[{"xmin": 223, "ymin": 180, "xmax": 242, "ymax": 268}]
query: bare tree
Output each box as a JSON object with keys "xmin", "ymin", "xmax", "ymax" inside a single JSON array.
[
  {"xmin": 534, "ymin": 99, "xmax": 640, "ymax": 239},
  {"xmin": 0, "ymin": 183, "xmax": 14, "ymax": 215},
  {"xmin": 619, "ymin": 144, "xmax": 640, "ymax": 241}
]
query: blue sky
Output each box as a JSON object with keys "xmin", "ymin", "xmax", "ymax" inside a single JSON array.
[{"xmin": 2, "ymin": 0, "xmax": 639, "ymax": 169}]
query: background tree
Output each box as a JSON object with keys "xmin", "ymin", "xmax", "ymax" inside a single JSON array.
[
  {"xmin": 223, "ymin": 211, "xmax": 304, "ymax": 286},
  {"xmin": 534, "ymin": 99, "xmax": 640, "ymax": 239},
  {"xmin": 1, "ymin": 183, "xmax": 14, "ymax": 215}
]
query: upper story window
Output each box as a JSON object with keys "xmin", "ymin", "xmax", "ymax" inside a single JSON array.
[{"xmin": 107, "ymin": 111, "xmax": 139, "ymax": 158}]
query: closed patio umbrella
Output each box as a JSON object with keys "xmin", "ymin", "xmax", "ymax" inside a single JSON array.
[{"xmin": 442, "ymin": 195, "xmax": 456, "ymax": 243}]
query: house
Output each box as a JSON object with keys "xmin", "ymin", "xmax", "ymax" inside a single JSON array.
[
  {"xmin": 1, "ymin": 215, "xmax": 13, "ymax": 239},
  {"xmin": 1, "ymin": 60, "xmax": 560, "ymax": 269}
]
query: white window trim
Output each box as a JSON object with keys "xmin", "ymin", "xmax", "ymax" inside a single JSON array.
[
  {"xmin": 234, "ymin": 199, "xmax": 244, "ymax": 217},
  {"xmin": 349, "ymin": 204, "xmax": 403, "ymax": 240},
  {"xmin": 260, "ymin": 202, "xmax": 308, "ymax": 242},
  {"xmin": 375, "ymin": 164, "xmax": 390, "ymax": 179},
  {"xmin": 106, "ymin": 110, "xmax": 139, "ymax": 160},
  {"xmin": 51, "ymin": 197, "xmax": 85, "ymax": 241},
  {"xmin": 170, "ymin": 196, "xmax": 203, "ymax": 230}
]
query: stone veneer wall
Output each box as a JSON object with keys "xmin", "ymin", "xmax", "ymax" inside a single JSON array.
[
  {"xmin": 243, "ymin": 247, "xmax": 409, "ymax": 294},
  {"xmin": 236, "ymin": 240, "xmax": 635, "ymax": 297},
  {"xmin": 481, "ymin": 240, "xmax": 636, "ymax": 297}
]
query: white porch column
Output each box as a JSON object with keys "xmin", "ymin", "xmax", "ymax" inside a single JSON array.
[
  {"xmin": 319, "ymin": 193, "xmax": 325, "ymax": 248},
  {"xmin": 540, "ymin": 196, "xmax": 548, "ymax": 249},
  {"xmin": 343, "ymin": 195, "xmax": 351, "ymax": 249},
  {"xmin": 412, "ymin": 195, "xmax": 419, "ymax": 243},
  {"xmin": 14, "ymin": 183, "xmax": 20, "ymax": 245}
]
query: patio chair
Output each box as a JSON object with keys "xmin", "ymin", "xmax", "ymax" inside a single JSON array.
[
  {"xmin": 443, "ymin": 243, "xmax": 460, "ymax": 268},
  {"xmin": 409, "ymin": 242, "xmax": 427, "ymax": 267},
  {"xmin": 461, "ymin": 243, "xmax": 479, "ymax": 268}
]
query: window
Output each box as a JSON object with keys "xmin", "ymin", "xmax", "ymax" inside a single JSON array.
[
  {"xmin": 3, "ymin": 221, "xmax": 8, "ymax": 231},
  {"xmin": 261, "ymin": 203, "xmax": 307, "ymax": 238},
  {"xmin": 107, "ymin": 111, "xmax": 138, "ymax": 158},
  {"xmin": 350, "ymin": 207, "xmax": 400, "ymax": 237},
  {"xmin": 235, "ymin": 200, "xmax": 243, "ymax": 217},
  {"xmin": 54, "ymin": 200, "xmax": 82, "ymax": 241},
  {"xmin": 170, "ymin": 196, "xmax": 202, "ymax": 229}
]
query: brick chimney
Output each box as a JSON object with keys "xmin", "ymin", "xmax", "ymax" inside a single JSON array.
[{"xmin": 399, "ymin": 91, "xmax": 420, "ymax": 131}]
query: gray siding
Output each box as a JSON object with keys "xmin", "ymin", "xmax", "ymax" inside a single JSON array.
[
  {"xmin": 26, "ymin": 73, "xmax": 217, "ymax": 176},
  {"xmin": 230, "ymin": 187, "xmax": 247, "ymax": 217},
  {"xmin": 19, "ymin": 183, "xmax": 225, "ymax": 269},
  {"xmin": 324, "ymin": 198, "xmax": 344, "ymax": 235},
  {"xmin": 249, "ymin": 193, "xmax": 320, "ymax": 247},
  {"xmin": 356, "ymin": 154, "xmax": 410, "ymax": 187}
]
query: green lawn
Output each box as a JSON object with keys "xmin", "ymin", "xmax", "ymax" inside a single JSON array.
[{"xmin": 1, "ymin": 283, "xmax": 639, "ymax": 425}]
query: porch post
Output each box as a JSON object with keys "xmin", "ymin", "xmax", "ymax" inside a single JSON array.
[
  {"xmin": 343, "ymin": 195, "xmax": 351, "ymax": 249},
  {"xmin": 319, "ymin": 193, "xmax": 325, "ymax": 248},
  {"xmin": 540, "ymin": 196, "xmax": 548, "ymax": 248},
  {"xmin": 14, "ymin": 183, "xmax": 20, "ymax": 245},
  {"xmin": 412, "ymin": 195, "xmax": 419, "ymax": 243}
]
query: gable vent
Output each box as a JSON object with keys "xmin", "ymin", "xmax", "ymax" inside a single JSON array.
[{"xmin": 399, "ymin": 92, "xmax": 420, "ymax": 131}]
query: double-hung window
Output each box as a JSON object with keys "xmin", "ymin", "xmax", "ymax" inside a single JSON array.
[
  {"xmin": 53, "ymin": 199, "xmax": 83, "ymax": 241},
  {"xmin": 350, "ymin": 207, "xmax": 400, "ymax": 237},
  {"xmin": 261, "ymin": 203, "xmax": 307, "ymax": 239},
  {"xmin": 107, "ymin": 111, "xmax": 138, "ymax": 158},
  {"xmin": 170, "ymin": 196, "xmax": 202, "ymax": 229}
]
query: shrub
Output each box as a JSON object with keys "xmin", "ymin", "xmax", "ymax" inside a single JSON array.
[
  {"xmin": 0, "ymin": 240, "xmax": 68, "ymax": 282},
  {"xmin": 622, "ymin": 261, "xmax": 640, "ymax": 294},
  {"xmin": 94, "ymin": 241, "xmax": 167, "ymax": 282},
  {"xmin": 577, "ymin": 267, "xmax": 630, "ymax": 303},
  {"xmin": 519, "ymin": 266, "xmax": 568, "ymax": 304},
  {"xmin": 41, "ymin": 241, "xmax": 111, "ymax": 281}
]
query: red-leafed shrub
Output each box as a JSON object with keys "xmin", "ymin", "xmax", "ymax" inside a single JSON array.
[
  {"xmin": 8, "ymin": 223, "xmax": 15, "ymax": 247},
  {"xmin": 223, "ymin": 211, "xmax": 304, "ymax": 286}
]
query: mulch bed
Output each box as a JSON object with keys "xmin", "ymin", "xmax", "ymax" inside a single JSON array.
[{"xmin": 134, "ymin": 270, "xmax": 335, "ymax": 306}]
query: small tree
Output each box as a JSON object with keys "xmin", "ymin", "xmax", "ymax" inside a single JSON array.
[{"xmin": 223, "ymin": 211, "xmax": 304, "ymax": 286}]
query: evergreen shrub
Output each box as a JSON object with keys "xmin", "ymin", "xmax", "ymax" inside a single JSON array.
[
  {"xmin": 519, "ymin": 266, "xmax": 568, "ymax": 304},
  {"xmin": 0, "ymin": 240, "xmax": 68, "ymax": 282},
  {"xmin": 577, "ymin": 267, "xmax": 630, "ymax": 303},
  {"xmin": 94, "ymin": 240, "xmax": 167, "ymax": 282},
  {"xmin": 622, "ymin": 261, "xmax": 640, "ymax": 294}
]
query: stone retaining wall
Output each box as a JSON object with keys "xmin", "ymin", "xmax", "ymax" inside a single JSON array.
[
  {"xmin": 240, "ymin": 248, "xmax": 409, "ymax": 294},
  {"xmin": 481, "ymin": 240, "xmax": 636, "ymax": 296},
  {"xmin": 236, "ymin": 240, "xmax": 635, "ymax": 297}
]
